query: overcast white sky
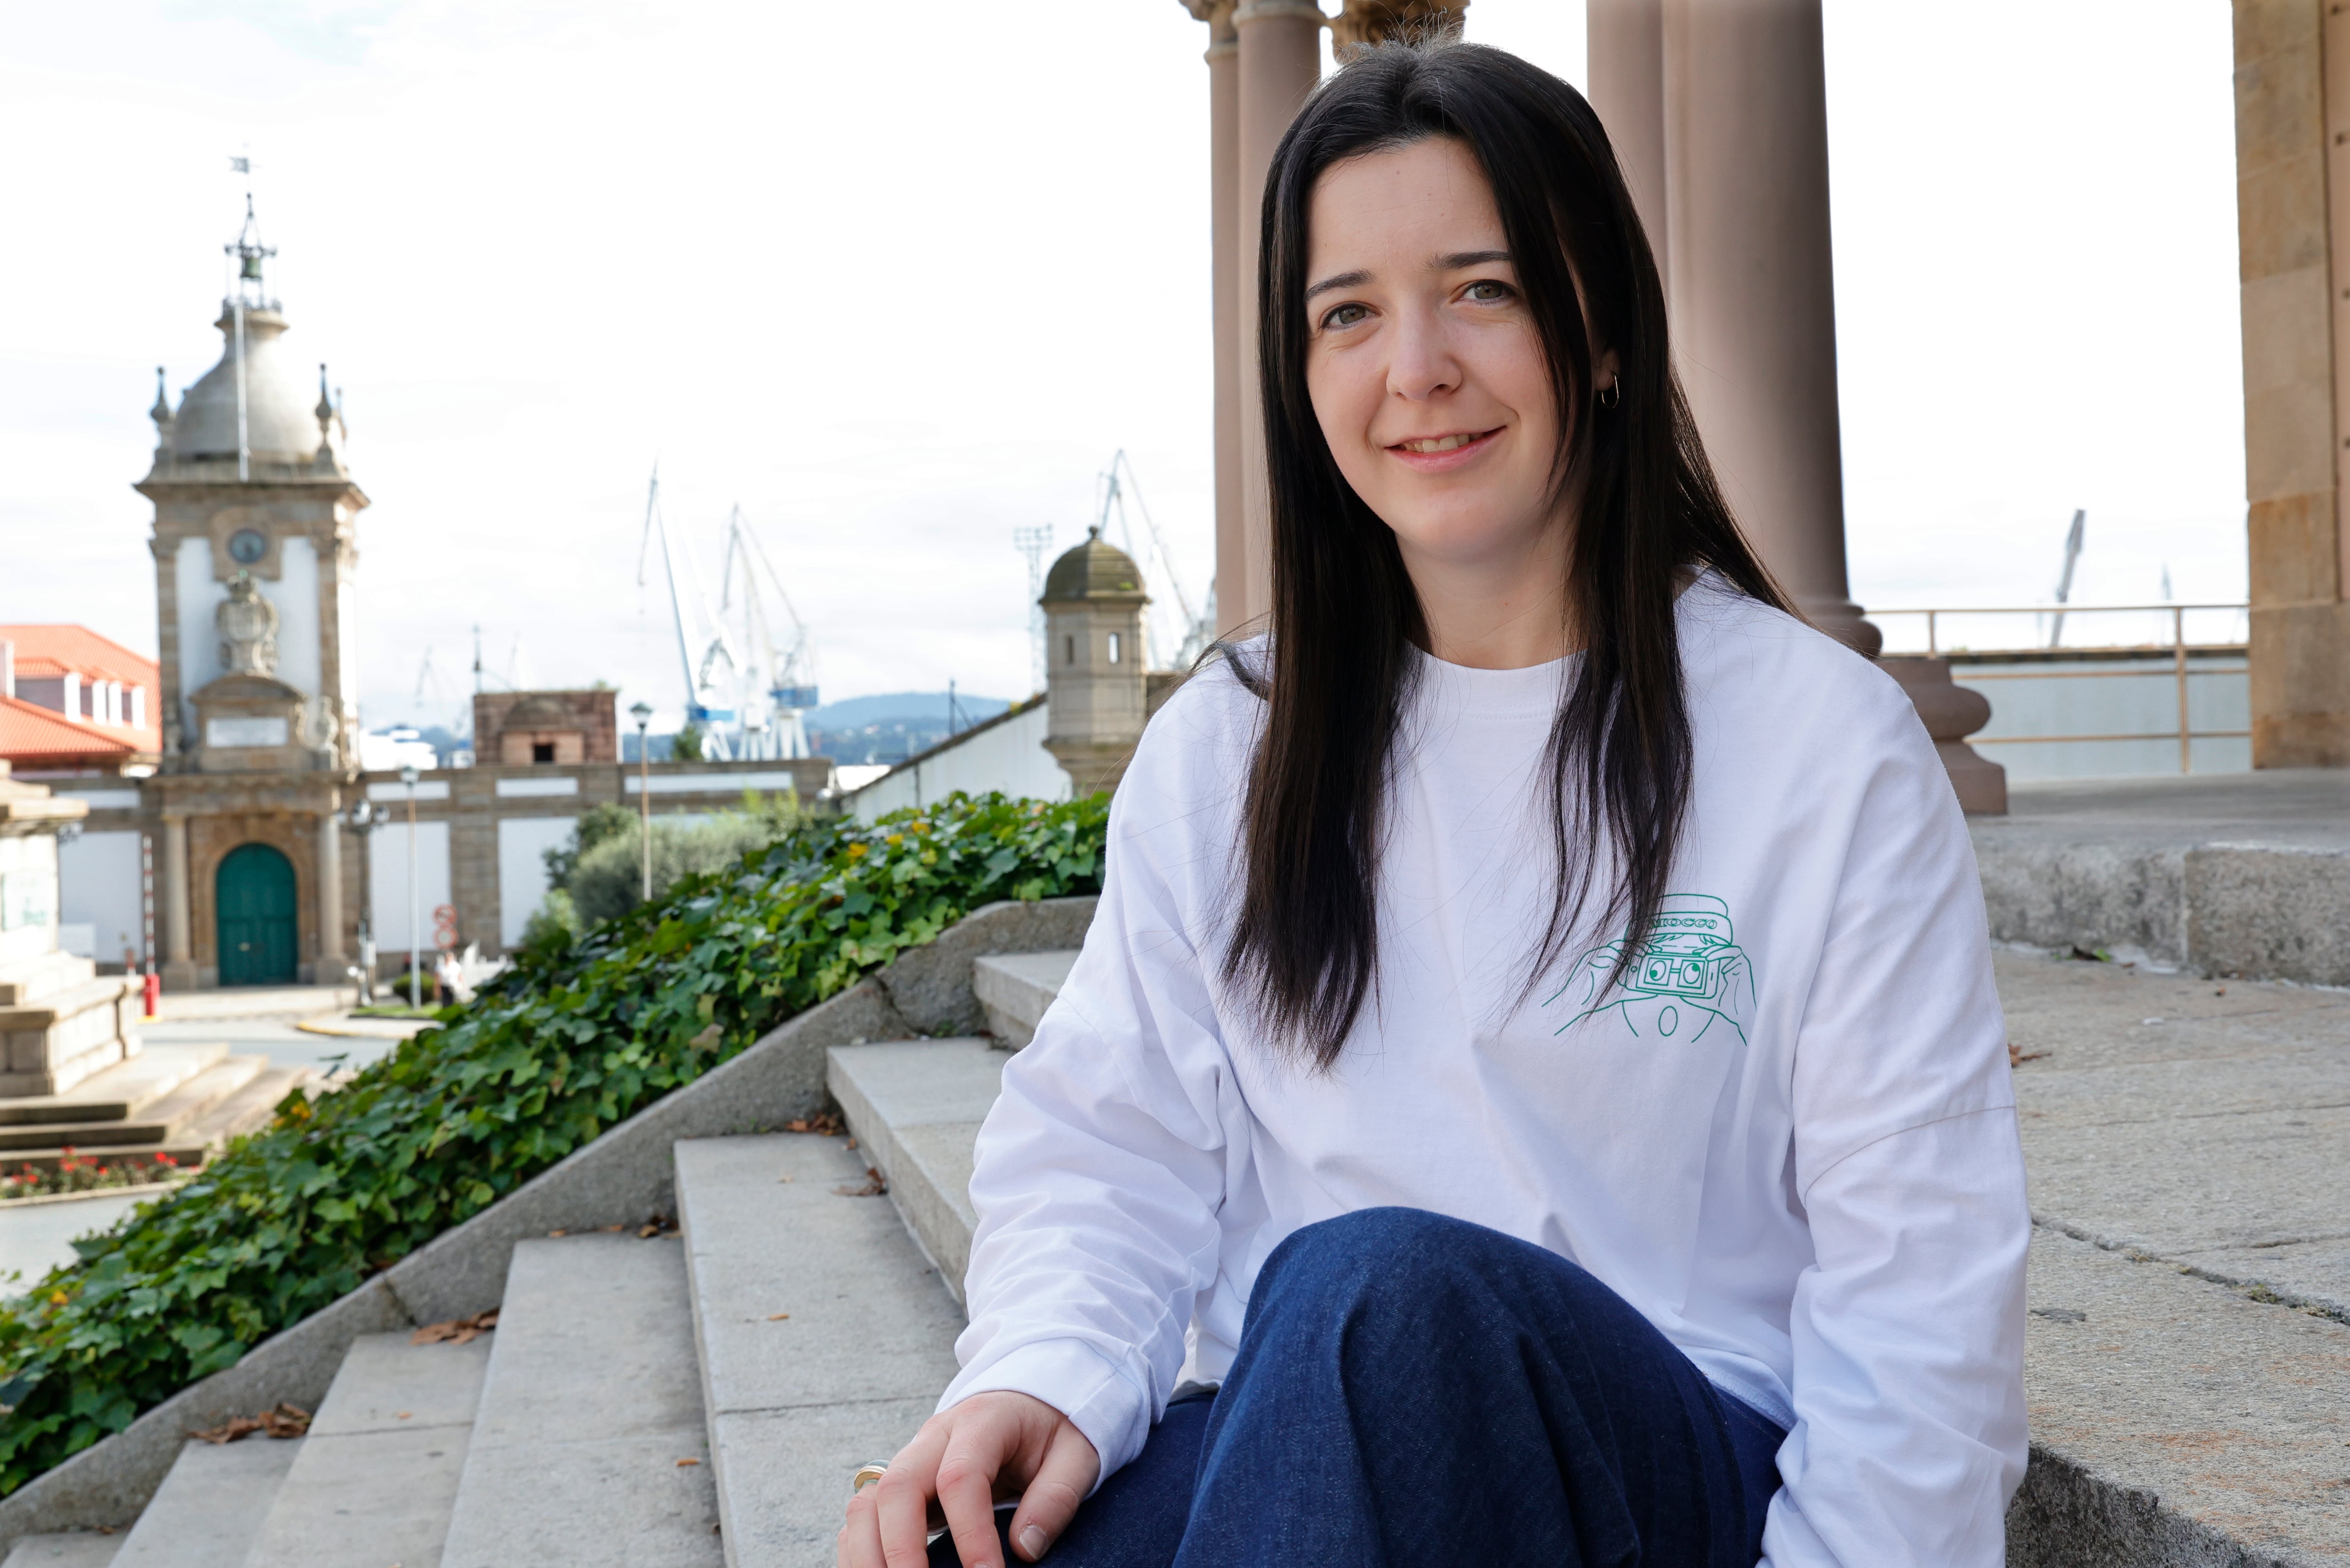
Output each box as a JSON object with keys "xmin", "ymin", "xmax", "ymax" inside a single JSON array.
[{"xmin": 0, "ymin": 1, "xmax": 2243, "ymax": 732}]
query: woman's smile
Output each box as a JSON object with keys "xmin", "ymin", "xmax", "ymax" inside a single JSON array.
[{"xmin": 1385, "ymin": 425, "xmax": 1505, "ymax": 471}]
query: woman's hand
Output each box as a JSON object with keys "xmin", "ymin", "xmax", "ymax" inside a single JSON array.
[{"xmin": 838, "ymin": 1390, "xmax": 1100, "ymax": 1568}]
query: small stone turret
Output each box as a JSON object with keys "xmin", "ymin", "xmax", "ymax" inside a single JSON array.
[{"xmin": 1041, "ymin": 527, "xmax": 1150, "ymax": 795}]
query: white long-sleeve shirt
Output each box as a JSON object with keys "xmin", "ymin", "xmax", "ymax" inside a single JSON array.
[{"xmin": 940, "ymin": 578, "xmax": 2029, "ymax": 1566}]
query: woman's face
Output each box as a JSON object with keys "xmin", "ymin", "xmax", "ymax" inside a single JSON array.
[{"xmin": 1303, "ymin": 136, "xmax": 1598, "ymax": 576}]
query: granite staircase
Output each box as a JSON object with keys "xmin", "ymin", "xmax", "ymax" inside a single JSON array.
[
  {"xmin": 0, "ymin": 927, "xmax": 1073, "ymax": 1568},
  {"xmin": 0, "ymin": 1044, "xmax": 310, "ymax": 1176},
  {"xmin": 12, "ymin": 926, "xmax": 2350, "ymax": 1567}
]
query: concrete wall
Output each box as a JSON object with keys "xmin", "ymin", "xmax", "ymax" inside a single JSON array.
[
  {"xmin": 849, "ymin": 700, "xmax": 1069, "ymax": 821},
  {"xmin": 57, "ymin": 829, "xmax": 145, "ymax": 970},
  {"xmin": 496, "ymin": 815, "xmax": 574, "ymax": 947},
  {"xmin": 368, "ymin": 817, "xmax": 451, "ymax": 962}
]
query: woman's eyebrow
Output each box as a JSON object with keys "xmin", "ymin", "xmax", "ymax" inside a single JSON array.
[
  {"xmin": 1436, "ymin": 249, "xmax": 1512, "ymax": 269},
  {"xmin": 1305, "ymin": 268, "xmax": 1372, "ymax": 301}
]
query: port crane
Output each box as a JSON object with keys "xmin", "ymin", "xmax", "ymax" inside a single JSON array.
[
  {"xmin": 1094, "ymin": 449, "xmax": 1213, "ymax": 668},
  {"xmin": 635, "ymin": 467, "xmax": 740, "ymax": 759},
  {"xmin": 720, "ymin": 507, "xmax": 820, "ymax": 760}
]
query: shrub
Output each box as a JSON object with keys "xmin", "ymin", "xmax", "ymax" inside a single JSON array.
[
  {"xmin": 0, "ymin": 792, "xmax": 1106, "ymax": 1494},
  {"xmin": 568, "ymin": 814, "xmax": 777, "ymax": 927}
]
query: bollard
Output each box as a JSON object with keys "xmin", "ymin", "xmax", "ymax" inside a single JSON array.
[{"xmin": 142, "ymin": 971, "xmax": 161, "ymax": 1019}]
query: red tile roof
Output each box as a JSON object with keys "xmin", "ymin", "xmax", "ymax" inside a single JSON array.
[
  {"xmin": 0, "ymin": 626, "xmax": 157, "ymax": 688},
  {"xmin": 0, "ymin": 624, "xmax": 163, "ymax": 757},
  {"xmin": 0, "ymin": 696, "xmax": 141, "ymax": 768}
]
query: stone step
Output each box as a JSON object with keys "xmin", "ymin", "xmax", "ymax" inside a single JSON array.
[
  {"xmin": 0, "ymin": 1534, "xmax": 120, "ymax": 1568},
  {"xmin": 970, "ymin": 950, "xmax": 1076, "ymax": 1049},
  {"xmin": 107, "ymin": 1434, "xmax": 303, "ymax": 1568},
  {"xmin": 0, "ymin": 1057, "xmax": 267, "ymax": 1152},
  {"xmin": 177, "ymin": 1063, "xmax": 312, "ymax": 1147},
  {"xmin": 440, "ymin": 1232, "xmax": 721, "ymax": 1568},
  {"xmin": 238, "ymin": 1330, "xmax": 493, "ymax": 1568},
  {"xmin": 824, "ymin": 1041, "xmax": 1002, "ymax": 1301},
  {"xmin": 0, "ymin": 1064, "xmax": 311, "ymax": 1173},
  {"xmin": 0, "ymin": 1044, "xmax": 226, "ymax": 1128},
  {"xmin": 0, "ymin": 951, "xmax": 98, "ymax": 1008},
  {"xmin": 674, "ymin": 1133, "xmax": 965, "ymax": 1568},
  {"xmin": 0, "ymin": 974, "xmax": 126, "ymax": 1033}
]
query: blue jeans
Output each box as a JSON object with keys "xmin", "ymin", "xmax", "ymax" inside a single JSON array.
[{"xmin": 936, "ymin": 1207, "xmax": 1786, "ymax": 1567}]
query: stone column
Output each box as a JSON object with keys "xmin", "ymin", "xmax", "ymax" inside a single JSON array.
[
  {"xmin": 2234, "ymin": 0, "xmax": 2350, "ymax": 766},
  {"xmin": 1586, "ymin": 0, "xmax": 1668, "ymax": 262},
  {"xmin": 161, "ymin": 813, "xmax": 195, "ymax": 990},
  {"xmin": 1186, "ymin": 2, "xmax": 1248, "ymax": 640},
  {"xmin": 315, "ymin": 803, "xmax": 345, "ymax": 973},
  {"xmin": 1234, "ymin": 0, "xmax": 1325, "ymax": 634},
  {"xmin": 1653, "ymin": 0, "xmax": 1875, "ymax": 656}
]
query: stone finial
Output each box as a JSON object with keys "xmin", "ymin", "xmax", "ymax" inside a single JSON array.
[
  {"xmin": 1329, "ymin": 0, "xmax": 1466, "ymax": 50},
  {"xmin": 313, "ymin": 363, "xmax": 339, "ymax": 471}
]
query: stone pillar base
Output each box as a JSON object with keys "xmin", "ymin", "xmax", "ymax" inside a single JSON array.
[
  {"xmin": 2249, "ymin": 603, "xmax": 2350, "ymax": 768},
  {"xmin": 0, "ymin": 956, "xmax": 143, "ymax": 1099},
  {"xmin": 1881, "ymin": 656, "xmax": 2007, "ymax": 816}
]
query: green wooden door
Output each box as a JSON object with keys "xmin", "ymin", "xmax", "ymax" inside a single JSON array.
[{"xmin": 216, "ymin": 843, "xmax": 298, "ymax": 986}]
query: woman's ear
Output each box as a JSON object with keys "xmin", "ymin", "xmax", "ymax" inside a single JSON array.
[{"xmin": 1596, "ymin": 347, "xmax": 1621, "ymax": 396}]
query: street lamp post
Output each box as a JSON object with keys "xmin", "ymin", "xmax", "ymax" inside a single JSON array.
[
  {"xmin": 400, "ymin": 763, "xmax": 420, "ymax": 1009},
  {"xmin": 346, "ymin": 797, "xmax": 380, "ymax": 1000},
  {"xmin": 629, "ymin": 701, "xmax": 654, "ymax": 902}
]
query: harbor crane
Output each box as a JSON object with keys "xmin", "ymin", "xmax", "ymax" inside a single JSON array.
[
  {"xmin": 720, "ymin": 507, "xmax": 820, "ymax": 760},
  {"xmin": 1094, "ymin": 450, "xmax": 1213, "ymax": 668},
  {"xmin": 635, "ymin": 467, "xmax": 740, "ymax": 760}
]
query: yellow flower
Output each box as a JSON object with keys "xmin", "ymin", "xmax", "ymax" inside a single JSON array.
[
  {"xmin": 846, "ymin": 843, "xmax": 869, "ymax": 860},
  {"xmin": 47, "ymin": 1292, "xmax": 67, "ymax": 1307},
  {"xmin": 885, "ymin": 834, "xmax": 903, "ymax": 847}
]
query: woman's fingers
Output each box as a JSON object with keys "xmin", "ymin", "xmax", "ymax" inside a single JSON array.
[
  {"xmin": 933, "ymin": 1410, "xmax": 1018, "ymax": 1568},
  {"xmin": 872, "ymin": 1420, "xmax": 952, "ymax": 1568},
  {"xmin": 839, "ymin": 1482, "xmax": 891, "ymax": 1568},
  {"xmin": 1004, "ymin": 1419, "xmax": 1101, "ymax": 1563}
]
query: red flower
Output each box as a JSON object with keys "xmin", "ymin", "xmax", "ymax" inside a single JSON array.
[{"xmin": 153, "ymin": 1152, "xmax": 179, "ymax": 1168}]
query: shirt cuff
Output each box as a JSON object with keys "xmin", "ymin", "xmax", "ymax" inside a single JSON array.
[{"xmin": 938, "ymin": 1336, "xmax": 1154, "ymax": 1490}]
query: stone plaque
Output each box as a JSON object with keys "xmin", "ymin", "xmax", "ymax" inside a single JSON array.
[{"xmin": 205, "ymin": 715, "xmax": 290, "ymax": 748}]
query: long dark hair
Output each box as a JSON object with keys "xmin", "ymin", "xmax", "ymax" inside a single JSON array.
[{"xmin": 1221, "ymin": 39, "xmax": 1791, "ymax": 1070}]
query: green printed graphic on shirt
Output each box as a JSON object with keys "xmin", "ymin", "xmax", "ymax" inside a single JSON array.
[{"xmin": 1542, "ymin": 893, "xmax": 1754, "ymax": 1046}]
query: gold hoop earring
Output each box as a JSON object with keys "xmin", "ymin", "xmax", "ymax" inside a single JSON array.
[{"xmin": 1598, "ymin": 379, "xmax": 1621, "ymax": 409}]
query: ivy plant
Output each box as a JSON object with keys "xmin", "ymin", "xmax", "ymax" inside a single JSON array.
[{"xmin": 0, "ymin": 792, "xmax": 1106, "ymax": 1495}]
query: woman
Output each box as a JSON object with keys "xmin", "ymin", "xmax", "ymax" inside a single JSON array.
[{"xmin": 842, "ymin": 39, "xmax": 2026, "ymax": 1568}]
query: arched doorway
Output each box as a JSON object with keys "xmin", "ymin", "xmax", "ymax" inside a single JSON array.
[{"xmin": 217, "ymin": 843, "xmax": 298, "ymax": 986}]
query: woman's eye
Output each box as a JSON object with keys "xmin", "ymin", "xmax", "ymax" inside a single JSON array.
[
  {"xmin": 1464, "ymin": 280, "xmax": 1512, "ymax": 303},
  {"xmin": 1321, "ymin": 303, "xmax": 1370, "ymax": 329}
]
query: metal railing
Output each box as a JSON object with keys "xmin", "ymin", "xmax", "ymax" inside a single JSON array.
[{"xmin": 1871, "ymin": 603, "xmax": 2250, "ymax": 775}]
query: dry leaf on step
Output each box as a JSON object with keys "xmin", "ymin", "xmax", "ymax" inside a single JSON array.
[
  {"xmin": 189, "ymin": 1403, "xmax": 312, "ymax": 1443},
  {"xmin": 412, "ymin": 1309, "xmax": 500, "ymax": 1345},
  {"xmin": 833, "ymin": 1168, "xmax": 888, "ymax": 1198}
]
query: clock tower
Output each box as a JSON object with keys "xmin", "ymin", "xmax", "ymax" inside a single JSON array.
[{"xmin": 135, "ymin": 196, "xmax": 368, "ymax": 988}]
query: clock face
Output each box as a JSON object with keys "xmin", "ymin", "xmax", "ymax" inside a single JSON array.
[{"xmin": 228, "ymin": 528, "xmax": 267, "ymax": 565}]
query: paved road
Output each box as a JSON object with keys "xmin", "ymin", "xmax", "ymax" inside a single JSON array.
[
  {"xmin": 136, "ymin": 1016, "xmax": 407, "ymax": 1078},
  {"xmin": 0, "ymin": 1192, "xmax": 157, "ymax": 1293}
]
